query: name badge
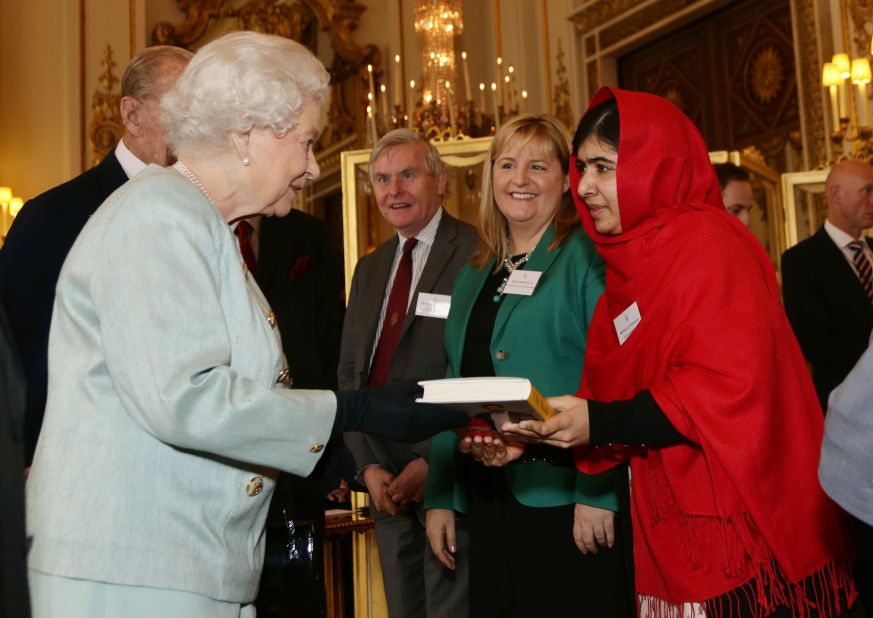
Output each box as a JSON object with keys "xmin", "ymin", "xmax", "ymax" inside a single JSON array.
[
  {"xmin": 502, "ymin": 270, "xmax": 543, "ymax": 296},
  {"xmin": 415, "ymin": 293, "xmax": 452, "ymax": 319},
  {"xmin": 613, "ymin": 301, "xmax": 642, "ymax": 345}
]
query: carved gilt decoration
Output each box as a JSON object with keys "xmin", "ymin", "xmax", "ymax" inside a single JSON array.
[
  {"xmin": 88, "ymin": 45, "xmax": 123, "ymax": 166},
  {"xmin": 619, "ymin": 0, "xmax": 799, "ymax": 169},
  {"xmin": 152, "ymin": 0, "xmax": 378, "ymax": 150},
  {"xmin": 848, "ymin": 0, "xmax": 873, "ymax": 58},
  {"xmin": 552, "ymin": 41, "xmax": 573, "ymax": 129},
  {"xmin": 793, "ymin": 0, "xmax": 826, "ymax": 168}
]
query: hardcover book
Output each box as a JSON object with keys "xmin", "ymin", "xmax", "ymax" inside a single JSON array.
[{"xmin": 416, "ymin": 377, "xmax": 556, "ymax": 423}]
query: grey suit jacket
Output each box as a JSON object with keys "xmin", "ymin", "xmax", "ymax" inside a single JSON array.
[
  {"xmin": 339, "ymin": 212, "xmax": 476, "ymax": 475},
  {"xmin": 820, "ymin": 332, "xmax": 873, "ymax": 526},
  {"xmin": 26, "ymin": 166, "xmax": 336, "ymax": 603}
]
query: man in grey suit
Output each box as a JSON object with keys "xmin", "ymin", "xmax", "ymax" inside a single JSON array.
[
  {"xmin": 782, "ymin": 160, "xmax": 873, "ymax": 409},
  {"xmin": 340, "ymin": 129, "xmax": 476, "ymax": 618},
  {"xmin": 0, "ymin": 45, "xmax": 191, "ymax": 464}
]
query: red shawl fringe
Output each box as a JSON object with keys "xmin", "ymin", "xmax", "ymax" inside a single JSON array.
[{"xmin": 640, "ymin": 459, "xmax": 856, "ymax": 618}]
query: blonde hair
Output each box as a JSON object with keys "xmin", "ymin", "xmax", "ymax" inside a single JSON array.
[{"xmin": 472, "ymin": 114, "xmax": 576, "ymax": 268}]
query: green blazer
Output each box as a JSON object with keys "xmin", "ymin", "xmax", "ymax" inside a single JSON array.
[{"xmin": 424, "ymin": 226, "xmax": 618, "ymax": 513}]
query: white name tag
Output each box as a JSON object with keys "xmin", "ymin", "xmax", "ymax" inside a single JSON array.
[
  {"xmin": 613, "ymin": 301, "xmax": 642, "ymax": 345},
  {"xmin": 502, "ymin": 270, "xmax": 543, "ymax": 296},
  {"xmin": 415, "ymin": 293, "xmax": 452, "ymax": 319}
]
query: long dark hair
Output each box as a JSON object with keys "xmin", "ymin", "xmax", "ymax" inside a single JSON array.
[{"xmin": 572, "ymin": 97, "xmax": 620, "ymax": 153}]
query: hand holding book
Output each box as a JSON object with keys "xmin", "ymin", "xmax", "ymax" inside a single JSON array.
[{"xmin": 498, "ymin": 395, "xmax": 591, "ymax": 448}]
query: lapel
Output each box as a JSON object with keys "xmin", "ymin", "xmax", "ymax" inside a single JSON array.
[
  {"xmin": 398, "ymin": 213, "xmax": 458, "ymax": 337},
  {"xmin": 492, "ymin": 226, "xmax": 562, "ymax": 340},
  {"xmin": 94, "ymin": 151, "xmax": 128, "ymax": 213},
  {"xmin": 446, "ymin": 257, "xmax": 495, "ymax": 372}
]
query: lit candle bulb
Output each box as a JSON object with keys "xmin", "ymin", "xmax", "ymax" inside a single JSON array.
[
  {"xmin": 393, "ymin": 54, "xmax": 402, "ymax": 107},
  {"xmin": 521, "ymin": 90, "xmax": 528, "ymax": 113},
  {"xmin": 446, "ymin": 81, "xmax": 457, "ymax": 135},
  {"xmin": 496, "ymin": 57, "xmax": 504, "ymax": 110},
  {"xmin": 461, "ymin": 51, "xmax": 472, "ymax": 102},
  {"xmin": 491, "ymin": 82, "xmax": 500, "ymax": 129},
  {"xmin": 822, "ymin": 62, "xmax": 842, "ymax": 130},
  {"xmin": 367, "ymin": 63, "xmax": 376, "ymax": 106},
  {"xmin": 408, "ymin": 80, "xmax": 416, "ymax": 128},
  {"xmin": 380, "ymin": 84, "xmax": 389, "ymax": 124},
  {"xmin": 479, "ymin": 82, "xmax": 486, "ymax": 109}
]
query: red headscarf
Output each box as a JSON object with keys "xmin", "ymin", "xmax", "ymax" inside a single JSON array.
[{"xmin": 572, "ymin": 88, "xmax": 854, "ymax": 615}]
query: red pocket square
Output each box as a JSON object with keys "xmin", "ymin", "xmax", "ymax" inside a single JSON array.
[{"xmin": 288, "ymin": 255, "xmax": 313, "ymax": 280}]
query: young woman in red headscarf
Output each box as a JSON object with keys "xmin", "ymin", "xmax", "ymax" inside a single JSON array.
[{"xmin": 490, "ymin": 88, "xmax": 857, "ymax": 617}]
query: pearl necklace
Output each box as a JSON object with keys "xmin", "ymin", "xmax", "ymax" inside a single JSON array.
[
  {"xmin": 492, "ymin": 246, "xmax": 534, "ymax": 303},
  {"xmin": 173, "ymin": 161, "xmax": 214, "ymax": 205}
]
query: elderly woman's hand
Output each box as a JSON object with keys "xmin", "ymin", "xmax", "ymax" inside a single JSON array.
[
  {"xmin": 499, "ymin": 395, "xmax": 591, "ymax": 448},
  {"xmin": 573, "ymin": 503, "xmax": 616, "ymax": 555},
  {"xmin": 458, "ymin": 428, "xmax": 525, "ymax": 467}
]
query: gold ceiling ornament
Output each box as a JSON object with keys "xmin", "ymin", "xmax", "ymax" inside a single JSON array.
[
  {"xmin": 750, "ymin": 45, "xmax": 784, "ymax": 104},
  {"xmin": 88, "ymin": 45, "xmax": 123, "ymax": 167}
]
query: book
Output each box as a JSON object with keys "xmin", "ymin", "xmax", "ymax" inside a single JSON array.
[{"xmin": 416, "ymin": 377, "xmax": 557, "ymax": 423}]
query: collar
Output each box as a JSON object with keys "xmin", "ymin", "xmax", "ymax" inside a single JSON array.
[
  {"xmin": 398, "ymin": 207, "xmax": 443, "ymax": 249},
  {"xmin": 824, "ymin": 219, "xmax": 865, "ymax": 249},
  {"xmin": 115, "ymin": 138, "xmax": 148, "ymax": 179}
]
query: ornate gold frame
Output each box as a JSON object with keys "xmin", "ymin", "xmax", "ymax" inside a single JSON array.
[
  {"xmin": 781, "ymin": 169, "xmax": 830, "ymax": 249},
  {"xmin": 709, "ymin": 150, "xmax": 785, "ymax": 270},
  {"xmin": 340, "ymin": 136, "xmax": 493, "ymax": 291}
]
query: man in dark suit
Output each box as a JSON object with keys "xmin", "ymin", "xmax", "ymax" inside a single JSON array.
[
  {"xmin": 243, "ymin": 209, "xmax": 350, "ymax": 618},
  {"xmin": 782, "ymin": 159, "xmax": 873, "ymax": 409},
  {"xmin": 0, "ymin": 45, "xmax": 191, "ymax": 463},
  {"xmin": 339, "ymin": 129, "xmax": 476, "ymax": 618},
  {"xmin": 0, "ymin": 305, "xmax": 28, "ymax": 618}
]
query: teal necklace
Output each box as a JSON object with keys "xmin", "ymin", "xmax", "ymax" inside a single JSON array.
[{"xmin": 493, "ymin": 245, "xmax": 534, "ymax": 303}]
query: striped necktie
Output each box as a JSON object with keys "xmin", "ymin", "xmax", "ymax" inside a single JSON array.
[{"xmin": 848, "ymin": 240, "xmax": 873, "ymax": 303}]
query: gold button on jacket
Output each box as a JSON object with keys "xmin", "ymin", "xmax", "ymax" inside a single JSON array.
[
  {"xmin": 276, "ymin": 367, "xmax": 293, "ymax": 388},
  {"xmin": 245, "ymin": 476, "xmax": 264, "ymax": 497},
  {"xmin": 266, "ymin": 309, "xmax": 276, "ymax": 328}
]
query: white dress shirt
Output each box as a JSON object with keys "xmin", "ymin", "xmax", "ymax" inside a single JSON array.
[
  {"xmin": 114, "ymin": 138, "xmax": 148, "ymax": 179},
  {"xmin": 824, "ymin": 219, "xmax": 873, "ymax": 276}
]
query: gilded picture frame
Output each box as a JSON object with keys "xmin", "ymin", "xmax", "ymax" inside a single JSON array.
[
  {"xmin": 340, "ymin": 136, "xmax": 493, "ymax": 292},
  {"xmin": 708, "ymin": 150, "xmax": 785, "ymax": 271},
  {"xmin": 780, "ymin": 169, "xmax": 830, "ymax": 250}
]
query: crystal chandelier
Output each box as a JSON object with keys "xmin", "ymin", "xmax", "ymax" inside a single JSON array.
[{"xmin": 413, "ymin": 0, "xmax": 463, "ymax": 106}]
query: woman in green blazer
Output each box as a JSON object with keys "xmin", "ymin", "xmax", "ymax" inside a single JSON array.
[{"xmin": 424, "ymin": 115, "xmax": 630, "ymax": 617}]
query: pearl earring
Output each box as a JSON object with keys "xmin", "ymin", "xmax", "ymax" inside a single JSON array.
[{"xmin": 242, "ymin": 155, "xmax": 251, "ymax": 166}]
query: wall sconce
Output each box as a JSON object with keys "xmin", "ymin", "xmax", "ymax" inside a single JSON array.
[
  {"xmin": 821, "ymin": 26, "xmax": 873, "ymax": 163},
  {"xmin": 0, "ymin": 186, "xmax": 23, "ymax": 240}
]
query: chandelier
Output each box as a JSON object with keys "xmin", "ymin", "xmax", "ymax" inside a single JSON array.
[
  {"xmin": 413, "ymin": 0, "xmax": 463, "ymax": 106},
  {"xmin": 363, "ymin": 0, "xmax": 525, "ymax": 143}
]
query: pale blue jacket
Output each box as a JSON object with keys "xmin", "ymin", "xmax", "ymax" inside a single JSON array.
[{"xmin": 26, "ymin": 165, "xmax": 336, "ymax": 603}]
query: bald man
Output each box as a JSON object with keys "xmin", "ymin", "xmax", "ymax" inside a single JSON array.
[
  {"xmin": 782, "ymin": 160, "xmax": 873, "ymax": 409},
  {"xmin": 0, "ymin": 45, "xmax": 192, "ymax": 463}
]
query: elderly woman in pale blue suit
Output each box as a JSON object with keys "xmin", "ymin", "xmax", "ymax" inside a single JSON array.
[{"xmin": 26, "ymin": 31, "xmax": 463, "ymax": 618}]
